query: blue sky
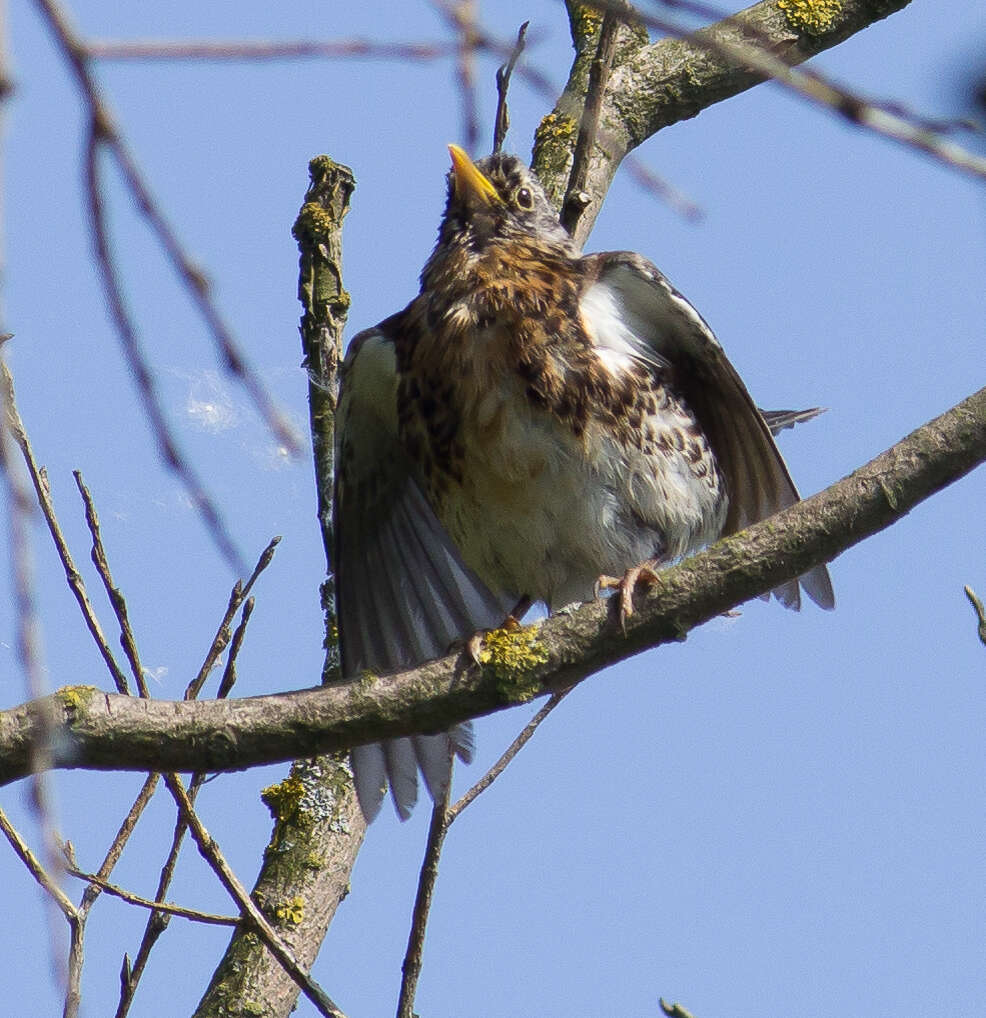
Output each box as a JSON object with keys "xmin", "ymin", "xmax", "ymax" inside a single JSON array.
[{"xmin": 1, "ymin": 2, "xmax": 984, "ymax": 1016}]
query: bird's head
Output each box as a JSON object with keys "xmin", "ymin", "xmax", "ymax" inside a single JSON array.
[{"xmin": 436, "ymin": 144, "xmax": 575, "ymax": 253}]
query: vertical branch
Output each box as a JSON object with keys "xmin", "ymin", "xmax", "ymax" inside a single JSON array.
[
  {"xmin": 531, "ymin": 1, "xmax": 646, "ymax": 215},
  {"xmin": 396, "ymin": 692, "xmax": 570, "ymax": 1017},
  {"xmin": 294, "ymin": 156, "xmax": 352, "ymax": 568},
  {"xmin": 492, "ymin": 21, "xmax": 529, "ymax": 153},
  {"xmin": 560, "ymin": 6, "xmax": 621, "ymax": 236},
  {"xmin": 396, "ymin": 783, "xmax": 453, "ymax": 1018},
  {"xmin": 294, "ymin": 156, "xmax": 353, "ymax": 682},
  {"xmin": 194, "ymin": 158, "xmax": 365, "ymax": 1018},
  {"xmin": 164, "ymin": 774, "xmax": 345, "ymax": 1018}
]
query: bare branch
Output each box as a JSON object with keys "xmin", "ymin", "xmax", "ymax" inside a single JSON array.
[
  {"xmin": 79, "ymin": 773, "xmax": 160, "ymax": 915},
  {"xmin": 35, "ymin": 0, "xmax": 300, "ymax": 451},
  {"xmin": 0, "ymin": 805, "xmax": 77, "ymax": 918},
  {"xmin": 82, "ymin": 125, "xmax": 246, "ymax": 575},
  {"xmin": 116, "ymin": 538, "xmax": 277, "ymax": 1016},
  {"xmin": 444, "ymin": 0, "xmax": 481, "ymax": 153},
  {"xmin": 33, "ymin": 0, "xmax": 302, "ymax": 572},
  {"xmin": 2, "ymin": 384, "xmax": 982, "ymax": 783},
  {"xmin": 1, "ymin": 364, "xmax": 130, "ymax": 695},
  {"xmin": 292, "ymin": 155, "xmax": 354, "ymax": 588},
  {"xmin": 164, "ymin": 774, "xmax": 347, "ymax": 1018},
  {"xmin": 448, "ymin": 690, "xmax": 570, "ymax": 820},
  {"xmin": 216, "ymin": 597, "xmax": 254, "ymax": 700},
  {"xmin": 0, "ymin": 353, "xmax": 65, "ymax": 997},
  {"xmin": 184, "ymin": 537, "xmax": 280, "ymax": 700},
  {"xmin": 397, "ymin": 777, "xmax": 452, "ymax": 1018},
  {"xmin": 66, "ymin": 865, "xmax": 239, "ymax": 925},
  {"xmin": 115, "ymin": 778, "xmax": 200, "ymax": 1017},
  {"xmin": 74, "ymin": 472, "xmax": 148, "ymax": 696},
  {"xmin": 87, "ymin": 37, "xmax": 457, "ymax": 62},
  {"xmin": 493, "ymin": 21, "xmax": 529, "ymax": 153},
  {"xmin": 533, "ymin": 0, "xmax": 986, "ymax": 244},
  {"xmin": 561, "ymin": 4, "xmax": 624, "ymax": 235},
  {"xmin": 964, "ymin": 586, "xmax": 986, "ymax": 647},
  {"xmin": 397, "ymin": 690, "xmax": 569, "ymax": 1016}
]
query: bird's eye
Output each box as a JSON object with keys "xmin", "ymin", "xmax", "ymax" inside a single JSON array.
[{"xmin": 515, "ymin": 187, "xmax": 534, "ymax": 210}]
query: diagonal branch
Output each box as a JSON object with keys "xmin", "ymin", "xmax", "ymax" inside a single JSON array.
[
  {"xmin": 2, "ymin": 385, "xmax": 983, "ymax": 784},
  {"xmin": 534, "ymin": 0, "xmax": 921, "ymax": 243},
  {"xmin": 164, "ymin": 774, "xmax": 346, "ymax": 1018}
]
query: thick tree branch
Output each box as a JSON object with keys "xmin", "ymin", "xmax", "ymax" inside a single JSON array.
[
  {"xmin": 2, "ymin": 386, "xmax": 983, "ymax": 785},
  {"xmin": 534, "ymin": 0, "xmax": 915, "ymax": 243}
]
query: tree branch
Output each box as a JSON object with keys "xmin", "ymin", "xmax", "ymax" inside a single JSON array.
[
  {"xmin": 2, "ymin": 385, "xmax": 983, "ymax": 785},
  {"xmin": 192, "ymin": 156, "xmax": 365, "ymax": 1018},
  {"xmin": 534, "ymin": 0, "xmax": 916, "ymax": 243}
]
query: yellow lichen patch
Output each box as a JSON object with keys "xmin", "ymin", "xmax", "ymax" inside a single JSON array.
[
  {"xmin": 55, "ymin": 685, "xmax": 100, "ymax": 718},
  {"xmin": 478, "ymin": 624, "xmax": 549, "ymax": 703},
  {"xmin": 261, "ymin": 775, "xmax": 305, "ymax": 824},
  {"xmin": 534, "ymin": 112, "xmax": 578, "ymax": 147},
  {"xmin": 572, "ymin": 3, "xmax": 603, "ymax": 38},
  {"xmin": 292, "ymin": 201, "xmax": 337, "ymax": 244},
  {"xmin": 777, "ymin": 0, "xmax": 842, "ymax": 35},
  {"xmin": 274, "ymin": 896, "xmax": 305, "ymax": 926}
]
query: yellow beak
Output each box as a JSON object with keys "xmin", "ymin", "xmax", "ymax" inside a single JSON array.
[{"xmin": 448, "ymin": 144, "xmax": 499, "ymax": 206}]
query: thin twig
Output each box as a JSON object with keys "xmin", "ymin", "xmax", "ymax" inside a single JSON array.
[
  {"xmin": 493, "ymin": 21, "xmax": 529, "ymax": 152},
  {"xmin": 34, "ymin": 0, "xmax": 301, "ymax": 456},
  {"xmin": 88, "ymin": 37, "xmax": 456, "ymax": 62},
  {"xmin": 82, "ymin": 127, "xmax": 246, "ymax": 576},
  {"xmin": 0, "ymin": 353, "xmax": 66, "ymax": 996},
  {"xmin": 61, "ymin": 775, "xmax": 162, "ymax": 1018},
  {"xmin": 606, "ymin": 0, "xmax": 986, "ymax": 183},
  {"xmin": 0, "ymin": 805, "xmax": 77, "ymax": 918},
  {"xmin": 0, "ymin": 808, "xmax": 84, "ymax": 1018},
  {"xmin": 65, "ymin": 865, "xmax": 239, "ymax": 925},
  {"xmin": 622, "ymin": 156, "xmax": 703, "ymax": 222},
  {"xmin": 659, "ymin": 999, "xmax": 696, "ymax": 1018},
  {"xmin": 117, "ymin": 539, "xmax": 277, "ymax": 1016},
  {"xmin": 79, "ymin": 773, "xmax": 160, "ymax": 915},
  {"xmin": 1, "ymin": 363, "xmax": 130, "ymax": 694},
  {"xmin": 397, "ymin": 692, "xmax": 569, "ymax": 1017},
  {"xmin": 216, "ymin": 597, "xmax": 254, "ymax": 699},
  {"xmin": 446, "ymin": 0, "xmax": 480, "ymax": 153},
  {"xmin": 115, "ymin": 782, "xmax": 198, "ymax": 1017},
  {"xmin": 184, "ymin": 536, "xmax": 280, "ymax": 700},
  {"xmin": 963, "ymin": 586, "xmax": 986, "ymax": 647},
  {"xmin": 164, "ymin": 774, "xmax": 346, "ymax": 1018},
  {"xmin": 449, "ymin": 691, "xmax": 570, "ymax": 819},
  {"xmin": 396, "ymin": 771, "xmax": 452, "ymax": 1018},
  {"xmin": 73, "ymin": 471, "xmax": 149, "ymax": 696}
]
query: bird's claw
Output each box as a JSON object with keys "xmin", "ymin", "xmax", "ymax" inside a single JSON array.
[
  {"xmin": 595, "ymin": 559, "xmax": 662, "ymax": 632},
  {"xmin": 462, "ymin": 612, "xmax": 524, "ymax": 666}
]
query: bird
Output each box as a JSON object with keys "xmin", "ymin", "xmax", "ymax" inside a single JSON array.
[{"xmin": 335, "ymin": 145, "xmax": 834, "ymax": 822}]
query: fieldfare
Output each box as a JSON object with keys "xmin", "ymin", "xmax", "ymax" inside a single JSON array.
[{"xmin": 335, "ymin": 145, "xmax": 834, "ymax": 822}]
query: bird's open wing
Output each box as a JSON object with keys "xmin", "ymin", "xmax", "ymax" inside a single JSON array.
[
  {"xmin": 335, "ymin": 322, "xmax": 515, "ymax": 820},
  {"xmin": 584, "ymin": 252, "xmax": 834, "ymax": 611}
]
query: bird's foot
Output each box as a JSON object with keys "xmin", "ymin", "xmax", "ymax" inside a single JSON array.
[
  {"xmin": 463, "ymin": 596, "xmax": 533, "ymax": 665},
  {"xmin": 595, "ymin": 558, "xmax": 662, "ymax": 632}
]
